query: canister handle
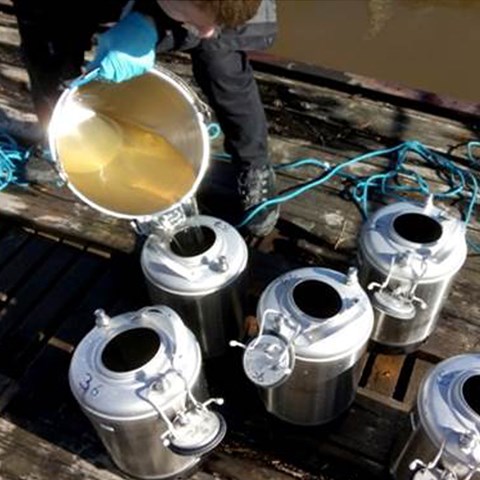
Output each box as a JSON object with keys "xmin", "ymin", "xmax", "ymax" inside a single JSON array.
[
  {"xmin": 66, "ymin": 67, "xmax": 101, "ymax": 90},
  {"xmin": 409, "ymin": 432, "xmax": 480, "ymax": 480},
  {"xmin": 146, "ymin": 367, "xmax": 225, "ymax": 457},
  {"xmin": 409, "ymin": 439, "xmax": 453, "ymax": 480},
  {"xmin": 367, "ymin": 253, "xmax": 428, "ymax": 319}
]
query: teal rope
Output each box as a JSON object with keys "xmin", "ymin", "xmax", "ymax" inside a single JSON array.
[
  {"xmin": 234, "ymin": 140, "xmax": 479, "ymax": 229},
  {"xmin": 207, "ymin": 122, "xmax": 479, "ymax": 230},
  {"xmin": 0, "ymin": 133, "xmax": 31, "ymax": 191}
]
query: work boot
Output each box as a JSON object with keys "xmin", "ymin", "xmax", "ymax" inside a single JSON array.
[{"xmin": 237, "ymin": 165, "xmax": 280, "ymax": 237}]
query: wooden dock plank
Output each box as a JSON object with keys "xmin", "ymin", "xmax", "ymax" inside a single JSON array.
[
  {"xmin": 0, "ymin": 185, "xmax": 136, "ymax": 253},
  {"xmin": 0, "ymin": 252, "xmax": 108, "ymax": 377},
  {"xmin": 0, "ymin": 241, "xmax": 83, "ymax": 340},
  {"xmin": 0, "ymin": 373, "xmax": 17, "ymax": 412},
  {"xmin": 204, "ymin": 452, "xmax": 315, "ymax": 480},
  {"xmin": 166, "ymin": 56, "xmax": 476, "ymax": 152},
  {"xmin": 0, "ymin": 225, "xmax": 29, "ymax": 269},
  {"xmin": 0, "ymin": 415, "xmax": 138, "ymax": 480},
  {"xmin": 365, "ymin": 354, "xmax": 406, "ymax": 398},
  {"xmin": 0, "ymin": 235, "xmax": 59, "ymax": 304},
  {"xmin": 420, "ymin": 313, "xmax": 480, "ymax": 361},
  {"xmin": 402, "ymin": 359, "xmax": 434, "ymax": 408},
  {"xmin": 204, "ymin": 353, "xmax": 403, "ymax": 477}
]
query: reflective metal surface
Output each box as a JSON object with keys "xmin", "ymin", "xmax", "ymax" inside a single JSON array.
[
  {"xmin": 69, "ymin": 306, "xmax": 223, "ymax": 479},
  {"xmin": 392, "ymin": 354, "xmax": 480, "ymax": 480},
  {"xmin": 358, "ymin": 200, "xmax": 467, "ymax": 350},
  {"xmin": 49, "ymin": 67, "xmax": 210, "ymax": 220},
  {"xmin": 141, "ymin": 215, "xmax": 248, "ymax": 358},
  {"xmin": 243, "ymin": 267, "xmax": 374, "ymax": 425}
]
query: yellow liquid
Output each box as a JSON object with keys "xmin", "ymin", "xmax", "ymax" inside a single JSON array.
[{"xmin": 56, "ymin": 111, "xmax": 196, "ymax": 216}]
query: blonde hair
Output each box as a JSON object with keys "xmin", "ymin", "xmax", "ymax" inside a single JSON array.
[{"xmin": 192, "ymin": 0, "xmax": 262, "ymax": 28}]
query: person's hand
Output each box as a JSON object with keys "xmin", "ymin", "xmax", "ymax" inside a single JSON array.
[{"xmin": 87, "ymin": 12, "xmax": 158, "ymax": 83}]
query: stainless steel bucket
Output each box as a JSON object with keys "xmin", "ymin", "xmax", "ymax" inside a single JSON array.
[
  {"xmin": 358, "ymin": 199, "xmax": 467, "ymax": 351},
  {"xmin": 392, "ymin": 354, "xmax": 480, "ymax": 480},
  {"xmin": 48, "ymin": 67, "xmax": 210, "ymax": 220},
  {"xmin": 236, "ymin": 267, "xmax": 374, "ymax": 425},
  {"xmin": 69, "ymin": 306, "xmax": 226, "ymax": 480},
  {"xmin": 141, "ymin": 215, "xmax": 248, "ymax": 358}
]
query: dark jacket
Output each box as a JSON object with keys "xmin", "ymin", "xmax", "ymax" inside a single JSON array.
[{"xmin": 134, "ymin": 0, "xmax": 277, "ymax": 52}]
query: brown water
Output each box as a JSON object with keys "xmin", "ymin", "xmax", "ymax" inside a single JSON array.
[
  {"xmin": 56, "ymin": 107, "xmax": 195, "ymax": 216},
  {"xmin": 271, "ymin": 0, "xmax": 480, "ymax": 103}
]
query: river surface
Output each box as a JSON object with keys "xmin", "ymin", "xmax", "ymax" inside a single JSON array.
[{"xmin": 270, "ymin": 0, "xmax": 480, "ymax": 103}]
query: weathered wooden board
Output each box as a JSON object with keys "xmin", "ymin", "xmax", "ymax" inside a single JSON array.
[
  {"xmin": 402, "ymin": 359, "xmax": 433, "ymax": 408},
  {"xmin": 0, "ymin": 413, "xmax": 242, "ymax": 480}
]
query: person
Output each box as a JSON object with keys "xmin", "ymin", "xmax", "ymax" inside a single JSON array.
[{"xmin": 12, "ymin": 0, "xmax": 280, "ymax": 237}]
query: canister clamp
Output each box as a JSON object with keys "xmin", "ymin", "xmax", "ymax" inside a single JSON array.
[
  {"xmin": 131, "ymin": 197, "xmax": 199, "ymax": 238},
  {"xmin": 410, "ymin": 432, "xmax": 480, "ymax": 480},
  {"xmin": 148, "ymin": 366, "xmax": 226, "ymax": 457},
  {"xmin": 367, "ymin": 252, "xmax": 428, "ymax": 320}
]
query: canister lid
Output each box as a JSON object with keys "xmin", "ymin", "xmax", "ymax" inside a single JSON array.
[
  {"xmin": 141, "ymin": 215, "xmax": 248, "ymax": 296},
  {"xmin": 372, "ymin": 289, "xmax": 416, "ymax": 319},
  {"xmin": 256, "ymin": 267, "xmax": 374, "ymax": 361},
  {"xmin": 242, "ymin": 334, "xmax": 295, "ymax": 388},
  {"xmin": 167, "ymin": 410, "xmax": 226, "ymax": 456},
  {"xmin": 417, "ymin": 354, "xmax": 480, "ymax": 469},
  {"xmin": 68, "ymin": 306, "xmax": 202, "ymax": 419},
  {"xmin": 359, "ymin": 201, "xmax": 467, "ymax": 282}
]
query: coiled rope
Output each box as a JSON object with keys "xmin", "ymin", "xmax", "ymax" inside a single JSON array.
[
  {"xmin": 0, "ymin": 133, "xmax": 32, "ymax": 191},
  {"xmin": 208, "ymin": 123, "xmax": 480, "ymax": 230}
]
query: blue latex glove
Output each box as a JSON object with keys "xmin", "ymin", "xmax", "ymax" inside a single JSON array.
[{"xmin": 87, "ymin": 12, "xmax": 158, "ymax": 83}]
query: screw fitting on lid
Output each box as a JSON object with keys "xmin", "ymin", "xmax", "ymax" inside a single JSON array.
[
  {"xmin": 94, "ymin": 309, "xmax": 111, "ymax": 328},
  {"xmin": 346, "ymin": 267, "xmax": 358, "ymax": 285},
  {"xmin": 211, "ymin": 255, "xmax": 228, "ymax": 273}
]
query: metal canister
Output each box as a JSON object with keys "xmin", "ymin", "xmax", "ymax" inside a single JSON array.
[
  {"xmin": 141, "ymin": 215, "xmax": 248, "ymax": 358},
  {"xmin": 392, "ymin": 354, "xmax": 480, "ymax": 480},
  {"xmin": 235, "ymin": 267, "xmax": 374, "ymax": 425},
  {"xmin": 358, "ymin": 199, "xmax": 467, "ymax": 351},
  {"xmin": 69, "ymin": 306, "xmax": 226, "ymax": 480}
]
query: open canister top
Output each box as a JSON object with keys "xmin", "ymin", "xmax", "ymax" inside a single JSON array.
[
  {"xmin": 257, "ymin": 267, "xmax": 374, "ymax": 360},
  {"xmin": 141, "ymin": 215, "xmax": 248, "ymax": 296},
  {"xmin": 417, "ymin": 354, "xmax": 480, "ymax": 471},
  {"xmin": 69, "ymin": 306, "xmax": 202, "ymax": 420},
  {"xmin": 360, "ymin": 200, "xmax": 467, "ymax": 282}
]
